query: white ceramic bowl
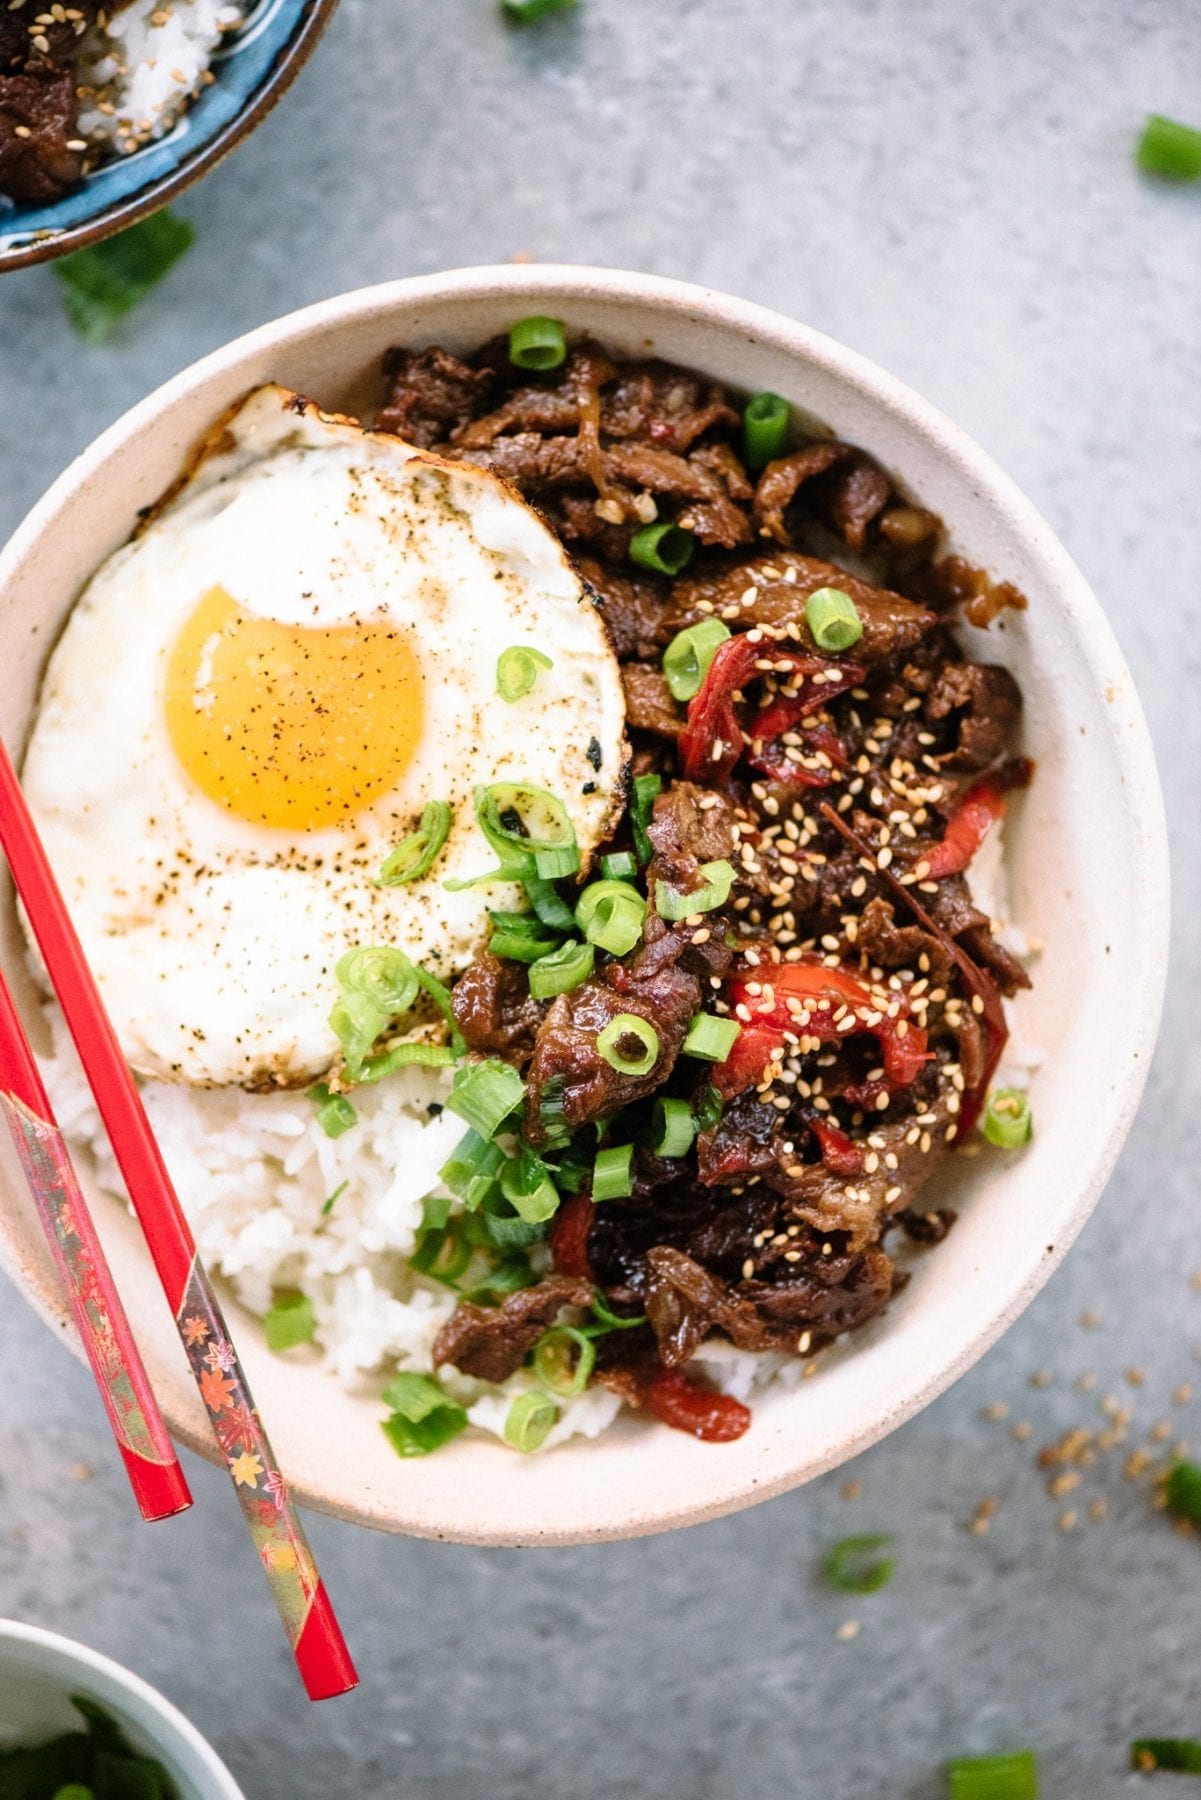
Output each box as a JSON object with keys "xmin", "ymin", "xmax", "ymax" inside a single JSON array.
[
  {"xmin": 0, "ymin": 1619, "xmax": 245, "ymax": 1798},
  {"xmin": 0, "ymin": 268, "xmax": 1169, "ymax": 1544}
]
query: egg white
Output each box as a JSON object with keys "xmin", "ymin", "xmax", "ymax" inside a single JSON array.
[{"xmin": 22, "ymin": 386, "xmax": 628, "ymax": 1089}]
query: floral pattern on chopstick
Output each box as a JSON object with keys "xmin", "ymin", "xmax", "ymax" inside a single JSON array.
[{"xmin": 176, "ymin": 1261, "xmax": 322, "ymax": 1641}]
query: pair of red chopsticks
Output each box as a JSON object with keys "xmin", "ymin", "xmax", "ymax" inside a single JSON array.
[{"xmin": 0, "ymin": 739, "xmax": 357, "ymax": 1702}]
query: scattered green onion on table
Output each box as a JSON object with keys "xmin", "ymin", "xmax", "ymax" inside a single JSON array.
[
  {"xmin": 55, "ymin": 208, "xmax": 194, "ymax": 344},
  {"xmin": 1136, "ymin": 113, "xmax": 1201, "ymax": 182}
]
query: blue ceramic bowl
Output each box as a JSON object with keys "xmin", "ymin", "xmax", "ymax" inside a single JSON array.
[{"xmin": 0, "ymin": 0, "xmax": 338, "ymax": 272}]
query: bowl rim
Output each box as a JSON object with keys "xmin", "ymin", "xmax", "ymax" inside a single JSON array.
[
  {"xmin": 0, "ymin": 0, "xmax": 340, "ymax": 274},
  {"xmin": 0, "ymin": 1618, "xmax": 246, "ymax": 1796},
  {"xmin": 0, "ymin": 266, "xmax": 1172, "ymax": 1540}
]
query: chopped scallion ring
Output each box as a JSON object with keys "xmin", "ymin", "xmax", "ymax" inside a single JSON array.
[
  {"xmin": 309, "ymin": 1082, "xmax": 357, "ymax": 1140},
  {"xmin": 589, "ymin": 1289, "xmax": 647, "ymax": 1332},
  {"xmin": 629, "ymin": 520, "xmax": 695, "ymax": 576},
  {"xmin": 524, "ymin": 874, "xmax": 577, "ymax": 932},
  {"xmin": 264, "ymin": 1291, "xmax": 315, "ymax": 1353},
  {"xmin": 1136, "ymin": 113, "xmax": 1201, "ymax": 182},
  {"xmin": 805, "ymin": 585, "xmax": 865, "ymax": 652},
  {"xmin": 650, "ymin": 1095, "xmax": 696, "ymax": 1158},
  {"xmin": 693, "ymin": 1082, "xmax": 724, "ymax": 1131},
  {"xmin": 381, "ymin": 1371, "xmax": 468, "ymax": 1458},
  {"xmin": 484, "ymin": 1207, "xmax": 546, "ymax": 1250},
  {"xmin": 502, "ymin": 0, "xmax": 576, "ymax": 18},
  {"xmin": 592, "ymin": 1142, "xmax": 634, "ymax": 1202},
  {"xmin": 533, "ymin": 1324, "xmax": 597, "ymax": 1397},
  {"xmin": 440, "ymin": 1128, "xmax": 506, "ymax": 1211},
  {"xmin": 376, "ymin": 800, "xmax": 452, "ymax": 886},
  {"xmin": 446, "ymin": 1058, "xmax": 526, "ymax": 1140},
  {"xmin": 742, "ymin": 390, "xmax": 791, "ymax": 469},
  {"xmin": 321, "ymin": 1180, "xmax": 348, "ymax": 1219},
  {"xmin": 330, "ymin": 988, "xmax": 391, "ymax": 1084},
  {"xmin": 362, "ymin": 1041, "xmax": 457, "ymax": 1082},
  {"xmin": 596, "ymin": 1013, "xmax": 660, "ymax": 1076},
  {"xmin": 682, "ymin": 1012, "xmax": 741, "ymax": 1062},
  {"xmin": 503, "ymin": 1390, "xmax": 559, "ymax": 1452},
  {"xmin": 488, "ymin": 908, "xmax": 561, "ymax": 963},
  {"xmin": 655, "ymin": 857, "xmax": 736, "ymax": 921},
  {"xmin": 497, "ymin": 644, "xmax": 553, "ymax": 701},
  {"xmin": 528, "ymin": 937, "xmax": 595, "ymax": 999},
  {"xmin": 414, "ymin": 964, "xmax": 467, "ymax": 1056},
  {"xmin": 1131, "ymin": 1739, "xmax": 1201, "ymax": 1775},
  {"xmin": 600, "ymin": 850, "xmax": 638, "ymax": 882},
  {"xmin": 822, "ymin": 1534, "xmax": 895, "ymax": 1594},
  {"xmin": 336, "ymin": 945, "xmax": 419, "ymax": 1013},
  {"xmin": 508, "ymin": 314, "xmax": 568, "ymax": 369},
  {"xmin": 576, "ymin": 879, "xmax": 646, "ymax": 956},
  {"xmin": 631, "ymin": 771, "xmax": 663, "ymax": 865},
  {"xmin": 498, "ymin": 1144, "xmax": 561, "ymax": 1224},
  {"xmin": 662, "ymin": 618, "xmax": 731, "ymax": 702},
  {"xmin": 946, "ymin": 1751, "xmax": 1038, "ymax": 1800},
  {"xmin": 981, "ymin": 1088, "xmax": 1032, "ymax": 1149}
]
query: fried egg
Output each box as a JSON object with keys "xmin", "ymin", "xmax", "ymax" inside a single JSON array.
[{"xmin": 22, "ymin": 386, "xmax": 627, "ymax": 1089}]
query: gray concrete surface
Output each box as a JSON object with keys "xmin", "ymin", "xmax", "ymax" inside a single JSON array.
[{"xmin": 1, "ymin": 1, "xmax": 1199, "ymax": 1794}]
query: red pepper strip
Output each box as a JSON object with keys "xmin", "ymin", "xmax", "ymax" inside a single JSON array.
[
  {"xmin": 714, "ymin": 960, "xmax": 928, "ymax": 1099},
  {"xmin": 923, "ymin": 760, "xmax": 1034, "ymax": 880},
  {"xmin": 745, "ymin": 663, "xmax": 864, "ymax": 784},
  {"xmin": 808, "ymin": 1116, "xmax": 864, "ymax": 1176},
  {"xmin": 678, "ymin": 635, "xmax": 840, "ymax": 784},
  {"xmin": 549, "ymin": 1192, "xmax": 594, "ymax": 1279},
  {"xmin": 818, "ymin": 802, "xmax": 1007, "ymax": 1136},
  {"xmin": 641, "ymin": 1367, "xmax": 751, "ymax": 1442}
]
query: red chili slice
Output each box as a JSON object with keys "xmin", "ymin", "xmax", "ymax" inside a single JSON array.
[
  {"xmin": 808, "ymin": 1116, "xmax": 864, "ymax": 1176},
  {"xmin": 715, "ymin": 959, "xmax": 928, "ymax": 1099},
  {"xmin": 745, "ymin": 665, "xmax": 863, "ymax": 784},
  {"xmin": 678, "ymin": 635, "xmax": 862, "ymax": 785},
  {"xmin": 549, "ymin": 1193, "xmax": 594, "ymax": 1279},
  {"xmin": 923, "ymin": 760, "xmax": 1034, "ymax": 880},
  {"xmin": 641, "ymin": 1368, "xmax": 752, "ymax": 1442}
]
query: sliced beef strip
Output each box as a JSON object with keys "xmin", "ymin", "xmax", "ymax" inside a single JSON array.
[
  {"xmin": 451, "ymin": 951, "xmax": 546, "ymax": 1065},
  {"xmin": 856, "ymin": 896, "xmax": 954, "ymax": 988},
  {"xmin": 523, "ymin": 917, "xmax": 701, "ymax": 1145},
  {"xmin": 755, "ymin": 442, "xmax": 894, "ymax": 551},
  {"xmin": 621, "ymin": 664, "xmax": 683, "ymax": 740},
  {"xmin": 375, "ymin": 347, "xmax": 495, "ymax": 449},
  {"xmin": 0, "ymin": 3, "xmax": 97, "ymax": 70},
  {"xmin": 924, "ymin": 658, "xmax": 1021, "ymax": 772},
  {"xmin": 659, "ymin": 550, "xmax": 936, "ymax": 664},
  {"xmin": 646, "ymin": 779, "xmax": 739, "ymax": 880},
  {"xmin": 578, "ymin": 556, "xmax": 670, "ymax": 661},
  {"xmin": 451, "ymin": 343, "xmax": 616, "ymax": 448},
  {"xmin": 433, "ymin": 1276, "xmax": 593, "ymax": 1384},
  {"xmin": 600, "ymin": 361, "xmax": 740, "ymax": 452},
  {"xmin": 0, "ymin": 58, "xmax": 84, "ymax": 203}
]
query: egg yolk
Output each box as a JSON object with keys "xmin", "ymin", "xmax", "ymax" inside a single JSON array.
[{"xmin": 164, "ymin": 586, "xmax": 424, "ymax": 830}]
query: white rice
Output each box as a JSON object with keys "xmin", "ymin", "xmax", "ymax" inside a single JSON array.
[
  {"xmin": 36, "ymin": 820, "xmax": 1034, "ymax": 1455},
  {"xmin": 75, "ymin": 2, "xmax": 246, "ymax": 159}
]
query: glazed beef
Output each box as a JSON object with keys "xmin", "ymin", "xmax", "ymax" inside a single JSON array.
[
  {"xmin": 754, "ymin": 442, "xmax": 894, "ymax": 550},
  {"xmin": 433, "ymin": 1276, "xmax": 592, "ymax": 1384},
  {"xmin": 451, "ymin": 952, "xmax": 546, "ymax": 1064},
  {"xmin": 0, "ymin": 58, "xmax": 83, "ymax": 203},
  {"xmin": 925, "ymin": 657, "xmax": 1022, "ymax": 771},
  {"xmin": 376, "ymin": 347, "xmax": 494, "ymax": 448},
  {"xmin": 622, "ymin": 663, "xmax": 683, "ymax": 740}
]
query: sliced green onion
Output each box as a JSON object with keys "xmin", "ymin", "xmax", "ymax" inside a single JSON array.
[
  {"xmin": 376, "ymin": 801, "xmax": 452, "ymax": 886},
  {"xmin": 805, "ymin": 585, "xmax": 864, "ymax": 652},
  {"xmin": 330, "ymin": 991, "xmax": 386, "ymax": 1083},
  {"xmin": 650, "ymin": 1095, "xmax": 696, "ymax": 1158},
  {"xmin": 655, "ymin": 856, "xmax": 736, "ymax": 921},
  {"xmin": 694, "ymin": 1082, "xmax": 724, "ymax": 1131},
  {"xmin": 533, "ymin": 1325, "xmax": 596, "ymax": 1397},
  {"xmin": 596, "ymin": 1013, "xmax": 660, "ymax": 1076},
  {"xmin": 524, "ymin": 874, "xmax": 577, "ymax": 932},
  {"xmin": 264, "ymin": 1291, "xmax": 315, "ymax": 1353},
  {"xmin": 528, "ymin": 938, "xmax": 595, "ymax": 999},
  {"xmin": 589, "ymin": 1289, "xmax": 647, "ymax": 1332},
  {"xmin": 1165, "ymin": 1459, "xmax": 1201, "ymax": 1528},
  {"xmin": 552, "ymin": 1146, "xmax": 590, "ymax": 1193},
  {"xmin": 576, "ymin": 879, "xmax": 646, "ymax": 955},
  {"xmin": 1131, "ymin": 1739, "xmax": 1201, "ymax": 1775},
  {"xmin": 447, "ymin": 1058, "xmax": 526, "ymax": 1139},
  {"xmin": 503, "ymin": 1390, "xmax": 558, "ymax": 1452},
  {"xmin": 535, "ymin": 1072, "xmax": 571, "ymax": 1148},
  {"xmin": 683, "ymin": 1013, "xmax": 741, "ymax": 1062},
  {"xmin": 421, "ymin": 1195, "xmax": 452, "ymax": 1233},
  {"xmin": 484, "ymin": 1206, "xmax": 548, "ymax": 1249},
  {"xmin": 498, "ymin": 1144, "xmax": 561, "ymax": 1224},
  {"xmin": 981, "ymin": 1088, "xmax": 1033, "ymax": 1149},
  {"xmin": 488, "ymin": 909, "xmax": 561, "ymax": 963},
  {"xmin": 480, "ymin": 782, "xmax": 579, "ymax": 879},
  {"xmin": 1137, "ymin": 113, "xmax": 1201, "ymax": 182},
  {"xmin": 508, "ymin": 314, "xmax": 568, "ymax": 369},
  {"xmin": 497, "ymin": 645, "xmax": 554, "ymax": 701},
  {"xmin": 55, "ymin": 208, "xmax": 195, "ymax": 345},
  {"xmin": 410, "ymin": 1221, "xmax": 473, "ymax": 1283},
  {"xmin": 592, "ymin": 1142, "xmax": 634, "ymax": 1202},
  {"xmin": 381, "ymin": 1371, "xmax": 468, "ymax": 1457},
  {"xmin": 414, "ymin": 964, "xmax": 467, "ymax": 1056},
  {"xmin": 662, "ymin": 617, "xmax": 731, "ymax": 702},
  {"xmin": 600, "ymin": 850, "xmax": 638, "ymax": 881},
  {"xmin": 440, "ymin": 1127, "xmax": 507, "ymax": 1210},
  {"xmin": 337, "ymin": 946, "xmax": 419, "ymax": 1013},
  {"xmin": 946, "ymin": 1751, "xmax": 1038, "ymax": 1800},
  {"xmin": 629, "ymin": 521, "xmax": 695, "ymax": 576},
  {"xmin": 823, "ymin": 1534, "xmax": 895, "ymax": 1594},
  {"xmin": 502, "ymin": 0, "xmax": 576, "ymax": 19},
  {"xmin": 742, "ymin": 390, "xmax": 791, "ymax": 469},
  {"xmin": 362, "ymin": 1040, "xmax": 458, "ymax": 1081},
  {"xmin": 321, "ymin": 1179, "xmax": 349, "ymax": 1219},
  {"xmin": 309, "ymin": 1082, "xmax": 357, "ymax": 1139},
  {"xmin": 631, "ymin": 771, "xmax": 662, "ymax": 865},
  {"xmin": 464, "ymin": 1257, "xmax": 538, "ymax": 1302},
  {"xmin": 51, "ymin": 1788, "xmax": 95, "ymax": 1800}
]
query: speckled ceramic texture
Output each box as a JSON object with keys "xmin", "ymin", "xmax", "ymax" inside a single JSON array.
[
  {"xmin": 0, "ymin": 1619, "xmax": 246, "ymax": 1797},
  {"xmin": 0, "ymin": 0, "xmax": 338, "ymax": 272},
  {"xmin": 0, "ymin": 268, "xmax": 1170, "ymax": 1545}
]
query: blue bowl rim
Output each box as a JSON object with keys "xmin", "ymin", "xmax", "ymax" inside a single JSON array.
[{"xmin": 0, "ymin": 0, "xmax": 339, "ymax": 274}]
